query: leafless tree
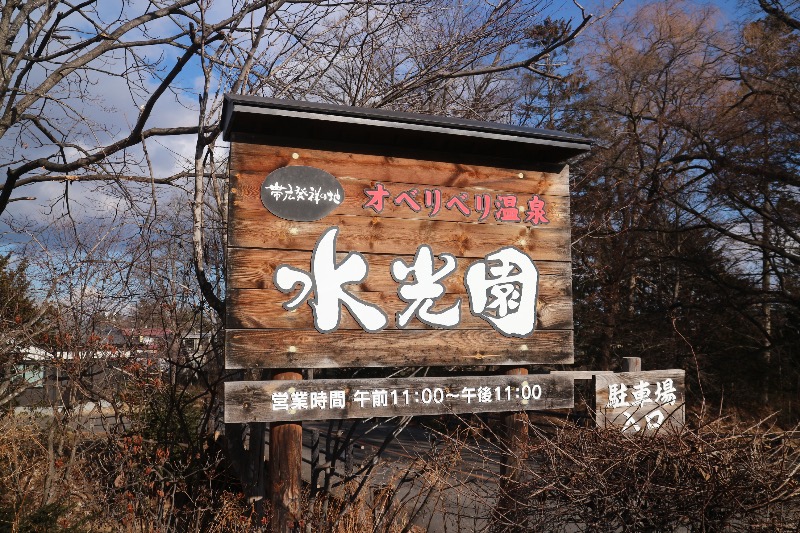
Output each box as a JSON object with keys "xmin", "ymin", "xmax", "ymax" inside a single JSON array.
[{"xmin": 0, "ymin": 0, "xmax": 602, "ymax": 312}]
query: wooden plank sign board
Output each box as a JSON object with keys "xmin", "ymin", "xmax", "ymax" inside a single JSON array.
[
  {"xmin": 594, "ymin": 370, "xmax": 686, "ymax": 434},
  {"xmin": 222, "ymin": 99, "xmax": 594, "ymax": 532},
  {"xmin": 226, "ymin": 374, "xmax": 574, "ymax": 423},
  {"xmin": 226, "ymin": 144, "xmax": 577, "ymax": 369},
  {"xmin": 221, "ymin": 96, "xmax": 592, "ymax": 422}
]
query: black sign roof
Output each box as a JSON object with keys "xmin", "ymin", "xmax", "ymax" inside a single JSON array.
[{"xmin": 221, "ymin": 94, "xmax": 592, "ymax": 165}]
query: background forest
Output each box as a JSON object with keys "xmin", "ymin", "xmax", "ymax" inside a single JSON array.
[{"xmin": 0, "ymin": 0, "xmax": 798, "ymax": 531}]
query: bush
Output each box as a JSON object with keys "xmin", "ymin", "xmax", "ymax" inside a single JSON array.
[{"xmin": 489, "ymin": 421, "xmax": 800, "ymax": 532}]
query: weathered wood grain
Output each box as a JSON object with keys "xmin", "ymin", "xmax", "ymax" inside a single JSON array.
[
  {"xmin": 226, "ymin": 286, "xmax": 573, "ymax": 331},
  {"xmin": 228, "ymin": 248, "xmax": 571, "ymax": 291},
  {"xmin": 228, "ymin": 213, "xmax": 570, "ymax": 261},
  {"xmin": 225, "ymin": 374, "xmax": 575, "ymax": 422},
  {"xmin": 230, "ymin": 143, "xmax": 570, "ymax": 197},
  {"xmin": 226, "ymin": 141, "xmax": 574, "ymax": 369},
  {"xmin": 500, "ymin": 366, "xmax": 529, "ymax": 483},
  {"xmin": 593, "ymin": 370, "xmax": 685, "ymax": 434},
  {"xmin": 225, "ymin": 329, "xmax": 574, "ymax": 368}
]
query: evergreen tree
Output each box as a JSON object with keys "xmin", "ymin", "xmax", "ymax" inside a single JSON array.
[{"xmin": 0, "ymin": 254, "xmax": 36, "ymax": 334}]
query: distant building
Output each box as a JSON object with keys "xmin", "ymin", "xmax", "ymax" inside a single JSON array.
[{"xmin": 7, "ymin": 326, "xmax": 211, "ymax": 408}]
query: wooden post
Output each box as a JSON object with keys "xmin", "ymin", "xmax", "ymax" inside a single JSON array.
[
  {"xmin": 270, "ymin": 369, "xmax": 303, "ymax": 533},
  {"xmin": 622, "ymin": 357, "xmax": 642, "ymax": 372},
  {"xmin": 493, "ymin": 367, "xmax": 529, "ymax": 527},
  {"xmin": 500, "ymin": 367, "xmax": 529, "ymax": 477},
  {"xmin": 310, "ymin": 429, "xmax": 320, "ymax": 499},
  {"xmin": 246, "ymin": 422, "xmax": 267, "ymax": 518},
  {"xmin": 345, "ymin": 442, "xmax": 354, "ymax": 479}
]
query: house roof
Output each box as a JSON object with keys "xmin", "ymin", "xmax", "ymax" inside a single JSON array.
[
  {"xmin": 16, "ymin": 347, "xmax": 129, "ymax": 361},
  {"xmin": 221, "ymin": 95, "xmax": 593, "ymax": 165}
]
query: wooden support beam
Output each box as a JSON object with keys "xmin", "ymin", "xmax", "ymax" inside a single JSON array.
[
  {"xmin": 226, "ymin": 329, "xmax": 574, "ymax": 369},
  {"xmin": 269, "ymin": 369, "xmax": 303, "ymax": 533},
  {"xmin": 550, "ymin": 370, "xmax": 614, "ymax": 380},
  {"xmin": 493, "ymin": 366, "xmax": 530, "ymax": 528},
  {"xmin": 622, "ymin": 357, "xmax": 642, "ymax": 372}
]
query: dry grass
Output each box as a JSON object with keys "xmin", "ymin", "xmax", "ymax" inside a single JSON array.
[
  {"xmin": 3, "ymin": 411, "xmax": 799, "ymax": 532},
  {"xmin": 487, "ymin": 419, "xmax": 800, "ymax": 532}
]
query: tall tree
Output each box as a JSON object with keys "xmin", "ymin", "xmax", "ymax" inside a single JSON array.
[
  {"xmin": 0, "ymin": 0, "xmax": 597, "ymax": 316},
  {"xmin": 0, "ymin": 253, "xmax": 43, "ymax": 407},
  {"xmin": 566, "ymin": 0, "xmax": 800, "ymax": 412},
  {"xmin": 0, "ymin": 254, "xmax": 36, "ymax": 331}
]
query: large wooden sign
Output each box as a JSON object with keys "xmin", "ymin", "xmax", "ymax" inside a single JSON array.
[
  {"xmin": 226, "ymin": 146, "xmax": 581, "ymax": 367},
  {"xmin": 221, "ymin": 97, "xmax": 593, "ymax": 533},
  {"xmin": 222, "ymin": 96, "xmax": 591, "ymax": 421},
  {"xmin": 594, "ymin": 370, "xmax": 686, "ymax": 434}
]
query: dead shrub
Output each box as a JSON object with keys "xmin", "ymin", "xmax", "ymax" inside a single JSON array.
[{"xmin": 491, "ymin": 420, "xmax": 800, "ymax": 532}]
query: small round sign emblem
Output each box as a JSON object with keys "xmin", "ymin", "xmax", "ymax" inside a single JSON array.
[{"xmin": 260, "ymin": 166, "xmax": 345, "ymax": 222}]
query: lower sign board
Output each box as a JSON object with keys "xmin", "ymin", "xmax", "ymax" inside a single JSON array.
[
  {"xmin": 225, "ymin": 374, "xmax": 574, "ymax": 423},
  {"xmin": 593, "ymin": 370, "xmax": 685, "ymax": 434}
]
